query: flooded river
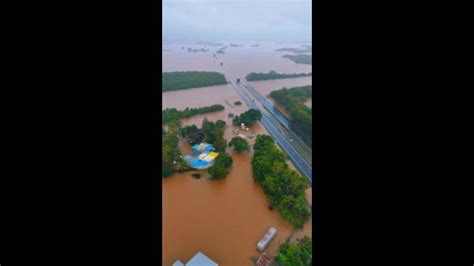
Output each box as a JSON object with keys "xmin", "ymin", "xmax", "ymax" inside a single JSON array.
[{"xmin": 162, "ymin": 41, "xmax": 312, "ymax": 265}]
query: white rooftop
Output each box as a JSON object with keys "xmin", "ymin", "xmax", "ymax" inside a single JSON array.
[
  {"xmin": 172, "ymin": 260, "xmax": 184, "ymax": 266},
  {"xmin": 186, "ymin": 251, "xmax": 218, "ymax": 266}
]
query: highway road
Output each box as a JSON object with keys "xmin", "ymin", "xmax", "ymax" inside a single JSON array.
[
  {"xmin": 238, "ymin": 78, "xmax": 312, "ymax": 166},
  {"xmin": 228, "ymin": 79, "xmax": 312, "ymax": 183},
  {"xmin": 239, "ymin": 77, "xmax": 312, "ymax": 147}
]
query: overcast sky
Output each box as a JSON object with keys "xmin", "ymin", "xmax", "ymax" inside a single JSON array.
[{"xmin": 163, "ymin": 0, "xmax": 312, "ymax": 42}]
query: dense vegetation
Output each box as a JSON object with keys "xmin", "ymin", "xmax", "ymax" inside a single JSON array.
[
  {"xmin": 201, "ymin": 118, "xmax": 228, "ymax": 152},
  {"xmin": 162, "ymin": 104, "xmax": 224, "ymax": 124},
  {"xmin": 252, "ymin": 135, "xmax": 310, "ymax": 228},
  {"xmin": 234, "ymin": 101, "xmax": 242, "ymax": 105},
  {"xmin": 202, "ymin": 118, "xmax": 233, "ymax": 179},
  {"xmin": 180, "ymin": 125, "xmax": 205, "ymax": 146},
  {"xmin": 230, "ymin": 43, "xmax": 244, "ymax": 47},
  {"xmin": 162, "ymin": 71, "xmax": 227, "ymax": 92},
  {"xmin": 282, "ymin": 54, "xmax": 312, "ymax": 65},
  {"xmin": 208, "ymin": 152, "xmax": 233, "ymax": 179},
  {"xmin": 229, "ymin": 137, "xmax": 249, "ymax": 153},
  {"xmin": 274, "ymin": 237, "xmax": 312, "ymax": 266},
  {"xmin": 270, "ymin": 86, "xmax": 312, "ymax": 134},
  {"xmin": 232, "ymin": 109, "xmax": 262, "ymax": 127},
  {"xmin": 246, "ymin": 71, "xmax": 312, "ymax": 81},
  {"xmin": 162, "ymin": 121, "xmax": 189, "ymax": 177}
]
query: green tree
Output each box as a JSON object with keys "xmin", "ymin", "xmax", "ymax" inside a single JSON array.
[
  {"xmin": 232, "ymin": 109, "xmax": 262, "ymax": 126},
  {"xmin": 274, "ymin": 237, "xmax": 312, "ymax": 266},
  {"xmin": 229, "ymin": 137, "xmax": 249, "ymax": 153}
]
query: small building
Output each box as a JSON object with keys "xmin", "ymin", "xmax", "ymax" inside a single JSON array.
[
  {"xmin": 186, "ymin": 251, "xmax": 218, "ymax": 266},
  {"xmin": 241, "ymin": 123, "xmax": 245, "ymax": 130},
  {"xmin": 184, "ymin": 143, "xmax": 219, "ymax": 169},
  {"xmin": 172, "ymin": 260, "xmax": 184, "ymax": 266}
]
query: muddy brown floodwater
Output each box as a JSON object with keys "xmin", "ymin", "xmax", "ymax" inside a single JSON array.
[{"xmin": 162, "ymin": 41, "xmax": 312, "ymax": 266}]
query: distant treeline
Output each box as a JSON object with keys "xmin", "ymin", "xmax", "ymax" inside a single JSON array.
[
  {"xmin": 162, "ymin": 71, "xmax": 227, "ymax": 92},
  {"xmin": 188, "ymin": 48, "xmax": 209, "ymax": 52},
  {"xmin": 252, "ymin": 135, "xmax": 311, "ymax": 229},
  {"xmin": 195, "ymin": 41, "xmax": 224, "ymax": 47},
  {"xmin": 230, "ymin": 44, "xmax": 244, "ymax": 47},
  {"xmin": 276, "ymin": 45, "xmax": 311, "ymax": 53},
  {"xmin": 216, "ymin": 46, "xmax": 228, "ymax": 54},
  {"xmin": 162, "ymin": 104, "xmax": 225, "ymax": 124},
  {"xmin": 250, "ymin": 44, "xmax": 260, "ymax": 47},
  {"xmin": 282, "ymin": 54, "xmax": 312, "ymax": 65},
  {"xmin": 246, "ymin": 71, "xmax": 312, "ymax": 81},
  {"xmin": 270, "ymin": 86, "xmax": 312, "ymax": 134}
]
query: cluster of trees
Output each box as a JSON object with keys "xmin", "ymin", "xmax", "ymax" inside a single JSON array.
[
  {"xmin": 202, "ymin": 118, "xmax": 233, "ymax": 179},
  {"xmin": 162, "ymin": 71, "xmax": 227, "ymax": 92},
  {"xmin": 250, "ymin": 44, "xmax": 260, "ymax": 47},
  {"xmin": 180, "ymin": 125, "xmax": 204, "ymax": 145},
  {"xmin": 229, "ymin": 137, "xmax": 249, "ymax": 153},
  {"xmin": 282, "ymin": 54, "xmax": 312, "ymax": 65},
  {"xmin": 230, "ymin": 44, "xmax": 244, "ymax": 47},
  {"xmin": 162, "ymin": 121, "xmax": 184, "ymax": 177},
  {"xmin": 162, "ymin": 104, "xmax": 224, "ymax": 124},
  {"xmin": 208, "ymin": 152, "xmax": 233, "ymax": 179},
  {"xmin": 252, "ymin": 135, "xmax": 311, "ymax": 228},
  {"xmin": 232, "ymin": 109, "xmax": 262, "ymax": 127},
  {"xmin": 270, "ymin": 86, "xmax": 312, "ymax": 135},
  {"xmin": 274, "ymin": 237, "xmax": 312, "ymax": 266},
  {"xmin": 245, "ymin": 71, "xmax": 312, "ymax": 81},
  {"xmin": 234, "ymin": 101, "xmax": 242, "ymax": 105}
]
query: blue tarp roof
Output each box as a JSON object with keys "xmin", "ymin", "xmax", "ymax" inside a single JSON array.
[{"xmin": 191, "ymin": 160, "xmax": 209, "ymax": 167}]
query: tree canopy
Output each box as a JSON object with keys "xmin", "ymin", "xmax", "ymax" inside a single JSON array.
[
  {"xmin": 246, "ymin": 71, "xmax": 311, "ymax": 81},
  {"xmin": 274, "ymin": 237, "xmax": 312, "ymax": 266},
  {"xmin": 282, "ymin": 54, "xmax": 312, "ymax": 65},
  {"xmin": 162, "ymin": 71, "xmax": 227, "ymax": 91},
  {"xmin": 232, "ymin": 109, "xmax": 262, "ymax": 127},
  {"xmin": 270, "ymin": 86, "xmax": 312, "ymax": 135},
  {"xmin": 229, "ymin": 137, "xmax": 249, "ymax": 153},
  {"xmin": 162, "ymin": 104, "xmax": 224, "ymax": 124},
  {"xmin": 252, "ymin": 135, "xmax": 310, "ymax": 228}
]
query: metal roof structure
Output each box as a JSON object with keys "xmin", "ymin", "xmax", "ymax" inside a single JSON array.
[
  {"xmin": 186, "ymin": 251, "xmax": 218, "ymax": 266},
  {"xmin": 172, "ymin": 260, "xmax": 184, "ymax": 266}
]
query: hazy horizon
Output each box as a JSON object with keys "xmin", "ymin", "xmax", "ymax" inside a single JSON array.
[{"xmin": 163, "ymin": 0, "xmax": 312, "ymax": 43}]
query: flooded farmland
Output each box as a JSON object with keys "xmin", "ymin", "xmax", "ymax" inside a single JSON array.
[{"xmin": 162, "ymin": 41, "xmax": 312, "ymax": 265}]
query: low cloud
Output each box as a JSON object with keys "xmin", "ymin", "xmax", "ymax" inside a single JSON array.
[{"xmin": 163, "ymin": 0, "xmax": 312, "ymax": 42}]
